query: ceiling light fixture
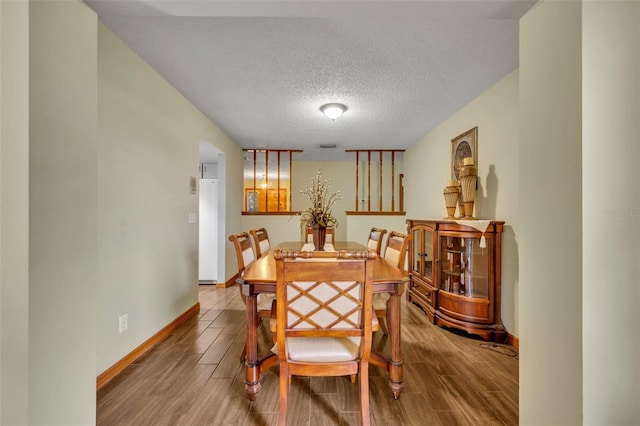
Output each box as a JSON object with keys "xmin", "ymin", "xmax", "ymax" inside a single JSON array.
[{"xmin": 320, "ymin": 103, "xmax": 347, "ymax": 121}]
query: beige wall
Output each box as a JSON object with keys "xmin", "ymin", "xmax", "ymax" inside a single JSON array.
[
  {"xmin": 97, "ymin": 24, "xmax": 243, "ymax": 374},
  {"xmin": 519, "ymin": 1, "xmax": 583, "ymax": 424},
  {"xmin": 29, "ymin": 1, "xmax": 98, "ymax": 423},
  {"xmin": 582, "ymin": 1, "xmax": 639, "ymax": 423},
  {"xmin": 0, "ymin": 1, "xmax": 29, "ymax": 424},
  {"xmin": 404, "ymin": 70, "xmax": 520, "ymax": 336}
]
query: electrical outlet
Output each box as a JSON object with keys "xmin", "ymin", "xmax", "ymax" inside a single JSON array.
[{"xmin": 119, "ymin": 313, "xmax": 128, "ymax": 333}]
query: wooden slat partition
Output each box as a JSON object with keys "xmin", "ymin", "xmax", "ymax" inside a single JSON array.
[
  {"xmin": 391, "ymin": 151, "xmax": 396, "ymax": 211},
  {"xmin": 355, "ymin": 152, "xmax": 360, "ymax": 211},
  {"xmin": 265, "ymin": 150, "xmax": 269, "ymax": 210},
  {"xmin": 367, "ymin": 151, "xmax": 371, "ymax": 211},
  {"xmin": 276, "ymin": 151, "xmax": 281, "ymax": 211},
  {"xmin": 345, "ymin": 149, "xmax": 405, "ymax": 215},
  {"xmin": 289, "ymin": 151, "xmax": 293, "ymax": 212},
  {"xmin": 399, "ymin": 173, "xmax": 404, "ymax": 212},
  {"xmin": 379, "ymin": 152, "xmax": 383, "ymax": 211}
]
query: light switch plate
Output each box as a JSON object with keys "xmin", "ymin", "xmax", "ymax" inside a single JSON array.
[{"xmin": 188, "ymin": 212, "xmax": 197, "ymax": 224}]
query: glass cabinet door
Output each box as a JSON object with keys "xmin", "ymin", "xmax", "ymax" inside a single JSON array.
[
  {"xmin": 411, "ymin": 226, "xmax": 434, "ymax": 282},
  {"xmin": 424, "ymin": 228, "xmax": 434, "ymax": 282},
  {"xmin": 439, "ymin": 236, "xmax": 490, "ymax": 298}
]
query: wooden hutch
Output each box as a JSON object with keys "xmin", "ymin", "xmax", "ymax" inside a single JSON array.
[{"xmin": 407, "ymin": 219, "xmax": 506, "ymax": 342}]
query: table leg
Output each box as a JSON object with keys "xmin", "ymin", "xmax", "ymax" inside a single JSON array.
[
  {"xmin": 387, "ymin": 292, "xmax": 404, "ymax": 399},
  {"xmin": 244, "ymin": 294, "xmax": 261, "ymax": 400}
]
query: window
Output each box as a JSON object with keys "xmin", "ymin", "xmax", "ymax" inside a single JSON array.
[{"xmin": 243, "ymin": 150, "xmax": 301, "ymax": 213}]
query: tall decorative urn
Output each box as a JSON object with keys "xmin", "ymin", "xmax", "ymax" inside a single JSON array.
[{"xmin": 459, "ymin": 157, "xmax": 478, "ymax": 219}]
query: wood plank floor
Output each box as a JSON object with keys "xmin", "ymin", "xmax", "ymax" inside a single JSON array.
[{"xmin": 97, "ymin": 285, "xmax": 519, "ymax": 425}]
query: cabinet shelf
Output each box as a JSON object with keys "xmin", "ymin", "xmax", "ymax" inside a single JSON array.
[
  {"xmin": 441, "ymin": 270, "xmax": 488, "ymax": 280},
  {"xmin": 407, "ymin": 219, "xmax": 506, "ymax": 342}
]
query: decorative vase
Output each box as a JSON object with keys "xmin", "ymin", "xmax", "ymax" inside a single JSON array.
[
  {"xmin": 312, "ymin": 223, "xmax": 327, "ymax": 251},
  {"xmin": 459, "ymin": 157, "xmax": 478, "ymax": 219},
  {"xmin": 443, "ymin": 181, "xmax": 460, "ymax": 219}
]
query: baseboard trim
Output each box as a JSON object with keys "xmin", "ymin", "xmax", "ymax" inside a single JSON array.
[
  {"xmin": 96, "ymin": 302, "xmax": 200, "ymax": 390},
  {"xmin": 219, "ymin": 273, "xmax": 239, "ymax": 288},
  {"xmin": 507, "ymin": 333, "xmax": 519, "ymax": 349}
]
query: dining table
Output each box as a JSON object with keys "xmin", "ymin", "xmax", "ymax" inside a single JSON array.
[{"xmin": 239, "ymin": 241, "xmax": 406, "ymax": 401}]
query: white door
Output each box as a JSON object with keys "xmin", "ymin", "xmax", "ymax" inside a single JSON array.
[{"xmin": 199, "ymin": 179, "xmax": 218, "ymax": 282}]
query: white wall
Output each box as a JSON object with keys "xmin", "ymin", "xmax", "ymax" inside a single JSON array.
[
  {"xmin": 519, "ymin": 1, "xmax": 583, "ymax": 424},
  {"xmin": 582, "ymin": 1, "xmax": 640, "ymax": 423},
  {"xmin": 97, "ymin": 24, "xmax": 243, "ymax": 374},
  {"xmin": 0, "ymin": 1, "xmax": 29, "ymax": 423},
  {"xmin": 404, "ymin": 70, "xmax": 520, "ymax": 336},
  {"xmin": 29, "ymin": 1, "xmax": 98, "ymax": 423}
]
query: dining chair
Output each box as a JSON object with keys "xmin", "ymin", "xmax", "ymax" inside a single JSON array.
[
  {"xmin": 249, "ymin": 227, "xmax": 271, "ymax": 258},
  {"xmin": 374, "ymin": 231, "xmax": 411, "ymax": 335},
  {"xmin": 305, "ymin": 225, "xmax": 335, "ymax": 244},
  {"xmin": 366, "ymin": 227, "xmax": 387, "ymax": 255},
  {"xmin": 273, "ymin": 249, "xmax": 376, "ymax": 426},
  {"xmin": 228, "ymin": 232, "xmax": 276, "ymax": 361}
]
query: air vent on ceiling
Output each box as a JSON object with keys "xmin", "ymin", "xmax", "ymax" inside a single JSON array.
[{"xmin": 320, "ymin": 144, "xmax": 337, "ymax": 149}]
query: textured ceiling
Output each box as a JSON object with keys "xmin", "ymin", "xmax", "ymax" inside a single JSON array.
[{"xmin": 87, "ymin": 0, "xmax": 536, "ymax": 162}]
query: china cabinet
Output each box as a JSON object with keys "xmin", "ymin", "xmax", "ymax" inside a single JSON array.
[{"xmin": 407, "ymin": 219, "xmax": 506, "ymax": 342}]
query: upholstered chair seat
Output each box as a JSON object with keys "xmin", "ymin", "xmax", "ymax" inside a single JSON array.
[{"xmin": 257, "ymin": 293, "xmax": 276, "ymax": 312}]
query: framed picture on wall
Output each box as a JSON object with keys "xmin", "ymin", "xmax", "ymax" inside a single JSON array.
[{"xmin": 451, "ymin": 127, "xmax": 478, "ymax": 180}]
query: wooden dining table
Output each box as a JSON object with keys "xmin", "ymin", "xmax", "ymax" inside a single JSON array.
[{"xmin": 239, "ymin": 241, "xmax": 406, "ymax": 401}]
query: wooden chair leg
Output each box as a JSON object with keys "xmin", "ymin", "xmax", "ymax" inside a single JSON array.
[
  {"xmin": 359, "ymin": 362, "xmax": 371, "ymax": 426},
  {"xmin": 279, "ymin": 365, "xmax": 289, "ymax": 426},
  {"xmin": 350, "ymin": 374, "xmax": 357, "ymax": 384}
]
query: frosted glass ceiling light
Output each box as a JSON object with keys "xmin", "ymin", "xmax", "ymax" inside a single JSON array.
[{"xmin": 320, "ymin": 103, "xmax": 347, "ymax": 120}]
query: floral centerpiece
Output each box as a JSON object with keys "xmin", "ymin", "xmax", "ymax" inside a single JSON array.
[{"xmin": 300, "ymin": 170, "xmax": 342, "ymax": 249}]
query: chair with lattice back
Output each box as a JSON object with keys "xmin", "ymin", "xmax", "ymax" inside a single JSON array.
[
  {"xmin": 249, "ymin": 227, "xmax": 271, "ymax": 258},
  {"xmin": 273, "ymin": 249, "xmax": 376, "ymax": 426},
  {"xmin": 366, "ymin": 227, "xmax": 387, "ymax": 255},
  {"xmin": 228, "ymin": 232, "xmax": 275, "ymax": 361},
  {"xmin": 374, "ymin": 231, "xmax": 410, "ymax": 334}
]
